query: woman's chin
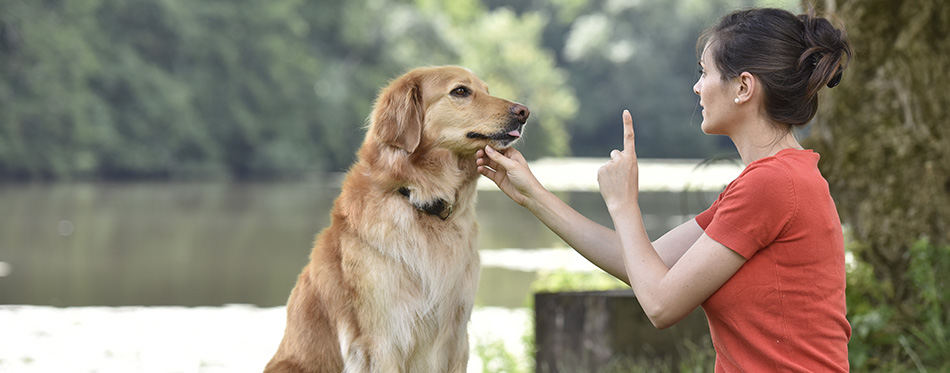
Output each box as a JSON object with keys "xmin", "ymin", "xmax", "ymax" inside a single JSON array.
[{"xmin": 699, "ymin": 120, "xmax": 727, "ymax": 136}]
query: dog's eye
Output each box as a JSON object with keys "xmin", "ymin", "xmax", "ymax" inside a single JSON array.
[{"xmin": 450, "ymin": 86, "xmax": 471, "ymax": 97}]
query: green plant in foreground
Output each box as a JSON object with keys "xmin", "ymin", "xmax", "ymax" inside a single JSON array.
[
  {"xmin": 530, "ymin": 269, "xmax": 629, "ymax": 294},
  {"xmin": 475, "ymin": 336, "xmax": 527, "ymax": 373},
  {"xmin": 847, "ymin": 239, "xmax": 950, "ymax": 372}
]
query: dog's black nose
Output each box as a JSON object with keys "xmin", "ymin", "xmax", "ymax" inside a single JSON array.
[{"xmin": 510, "ymin": 103, "xmax": 530, "ymax": 124}]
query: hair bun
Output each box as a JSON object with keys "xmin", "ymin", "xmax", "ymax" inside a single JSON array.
[{"xmin": 798, "ymin": 13, "xmax": 853, "ymax": 92}]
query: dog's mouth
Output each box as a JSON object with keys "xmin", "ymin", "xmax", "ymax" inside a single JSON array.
[{"xmin": 466, "ymin": 124, "xmax": 524, "ymax": 146}]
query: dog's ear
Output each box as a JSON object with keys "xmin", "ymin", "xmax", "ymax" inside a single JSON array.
[{"xmin": 372, "ymin": 74, "xmax": 424, "ymax": 154}]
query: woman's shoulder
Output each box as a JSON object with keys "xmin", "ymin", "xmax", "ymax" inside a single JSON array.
[
  {"xmin": 719, "ymin": 149, "xmax": 820, "ymax": 209},
  {"xmin": 732, "ymin": 155, "xmax": 795, "ymax": 190}
]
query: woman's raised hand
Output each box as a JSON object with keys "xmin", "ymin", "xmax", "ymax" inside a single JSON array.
[{"xmin": 597, "ymin": 110, "xmax": 640, "ymax": 211}]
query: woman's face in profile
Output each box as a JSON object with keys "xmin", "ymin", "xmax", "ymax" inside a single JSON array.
[{"xmin": 693, "ymin": 44, "xmax": 737, "ymax": 136}]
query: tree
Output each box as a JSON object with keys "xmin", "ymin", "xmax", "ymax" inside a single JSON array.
[
  {"xmin": 0, "ymin": 0, "xmax": 578, "ymax": 179},
  {"xmin": 1, "ymin": 1, "xmax": 112, "ymax": 178},
  {"xmin": 807, "ymin": 0, "xmax": 950, "ymax": 369},
  {"xmin": 0, "ymin": 0, "xmax": 325, "ymax": 179}
]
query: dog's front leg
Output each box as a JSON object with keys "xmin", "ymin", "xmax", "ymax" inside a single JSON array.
[
  {"xmin": 439, "ymin": 319, "xmax": 471, "ymax": 373},
  {"xmin": 342, "ymin": 336, "xmax": 407, "ymax": 373},
  {"xmin": 443, "ymin": 333, "xmax": 470, "ymax": 373},
  {"xmin": 341, "ymin": 344, "xmax": 369, "ymax": 373}
]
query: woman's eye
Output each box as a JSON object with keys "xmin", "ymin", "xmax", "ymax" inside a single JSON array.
[{"xmin": 451, "ymin": 87, "xmax": 470, "ymax": 97}]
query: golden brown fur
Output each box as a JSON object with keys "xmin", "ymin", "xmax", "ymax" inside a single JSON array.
[{"xmin": 265, "ymin": 66, "xmax": 528, "ymax": 373}]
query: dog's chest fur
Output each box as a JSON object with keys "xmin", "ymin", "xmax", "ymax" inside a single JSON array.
[{"xmin": 328, "ymin": 150, "xmax": 481, "ymax": 369}]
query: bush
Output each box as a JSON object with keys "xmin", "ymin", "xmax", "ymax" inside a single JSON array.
[{"xmin": 847, "ymin": 239, "xmax": 950, "ymax": 371}]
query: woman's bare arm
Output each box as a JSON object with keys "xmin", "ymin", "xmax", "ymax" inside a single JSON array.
[
  {"xmin": 476, "ymin": 146, "xmax": 704, "ymax": 284},
  {"xmin": 598, "ymin": 111, "xmax": 745, "ymax": 328},
  {"xmin": 653, "ymin": 219, "xmax": 704, "ymax": 268}
]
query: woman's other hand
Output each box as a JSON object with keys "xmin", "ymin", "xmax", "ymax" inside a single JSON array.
[{"xmin": 597, "ymin": 110, "xmax": 640, "ymax": 211}]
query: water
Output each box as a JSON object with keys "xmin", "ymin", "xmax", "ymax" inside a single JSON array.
[{"xmin": 0, "ymin": 180, "xmax": 719, "ymax": 308}]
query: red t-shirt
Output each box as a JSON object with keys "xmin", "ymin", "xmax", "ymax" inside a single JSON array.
[{"xmin": 695, "ymin": 149, "xmax": 851, "ymax": 372}]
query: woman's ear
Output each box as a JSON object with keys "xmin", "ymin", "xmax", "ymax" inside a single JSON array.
[
  {"xmin": 735, "ymin": 72, "xmax": 756, "ymax": 104},
  {"xmin": 371, "ymin": 74, "xmax": 424, "ymax": 153}
]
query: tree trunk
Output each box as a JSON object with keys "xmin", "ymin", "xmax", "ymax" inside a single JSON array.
[
  {"xmin": 534, "ymin": 290, "xmax": 709, "ymax": 372},
  {"xmin": 807, "ymin": 0, "xmax": 950, "ymax": 304}
]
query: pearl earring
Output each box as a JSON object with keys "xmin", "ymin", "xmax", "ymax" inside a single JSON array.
[{"xmin": 734, "ymin": 98, "xmax": 740, "ymax": 104}]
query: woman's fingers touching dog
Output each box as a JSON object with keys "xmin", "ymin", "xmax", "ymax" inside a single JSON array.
[
  {"xmin": 476, "ymin": 146, "xmax": 541, "ymax": 206},
  {"xmin": 475, "ymin": 149, "xmax": 498, "ymax": 177}
]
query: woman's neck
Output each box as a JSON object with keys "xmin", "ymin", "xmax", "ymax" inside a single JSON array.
[{"xmin": 730, "ymin": 120, "xmax": 803, "ymax": 166}]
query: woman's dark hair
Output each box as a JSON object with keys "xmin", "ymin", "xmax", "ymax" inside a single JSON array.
[{"xmin": 699, "ymin": 7, "xmax": 853, "ymax": 127}]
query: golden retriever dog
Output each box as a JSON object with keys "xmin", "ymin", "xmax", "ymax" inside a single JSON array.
[{"xmin": 264, "ymin": 66, "xmax": 529, "ymax": 372}]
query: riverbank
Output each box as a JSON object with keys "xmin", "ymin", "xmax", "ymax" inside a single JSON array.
[{"xmin": 0, "ymin": 304, "xmax": 531, "ymax": 372}]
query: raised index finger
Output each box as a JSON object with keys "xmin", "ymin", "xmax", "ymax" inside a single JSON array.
[{"xmin": 622, "ymin": 109, "xmax": 635, "ymax": 152}]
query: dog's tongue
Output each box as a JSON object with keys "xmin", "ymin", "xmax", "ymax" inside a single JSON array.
[{"xmin": 507, "ymin": 129, "xmax": 521, "ymax": 138}]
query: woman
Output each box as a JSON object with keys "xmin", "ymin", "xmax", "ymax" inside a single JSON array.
[{"xmin": 476, "ymin": 7, "xmax": 854, "ymax": 372}]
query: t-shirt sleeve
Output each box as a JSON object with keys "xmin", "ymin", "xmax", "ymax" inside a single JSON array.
[
  {"xmin": 695, "ymin": 192, "xmax": 722, "ymax": 230},
  {"xmin": 700, "ymin": 162, "xmax": 796, "ymax": 259}
]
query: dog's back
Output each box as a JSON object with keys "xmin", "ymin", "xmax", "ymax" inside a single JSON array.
[{"xmin": 265, "ymin": 216, "xmax": 351, "ymax": 372}]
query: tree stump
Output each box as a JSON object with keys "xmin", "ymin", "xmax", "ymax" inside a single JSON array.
[{"xmin": 535, "ymin": 290, "xmax": 709, "ymax": 372}]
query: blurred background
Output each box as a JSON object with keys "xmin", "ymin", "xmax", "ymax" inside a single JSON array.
[
  {"xmin": 1, "ymin": 0, "xmax": 947, "ymax": 371},
  {"xmin": 0, "ymin": 0, "xmax": 762, "ymax": 181}
]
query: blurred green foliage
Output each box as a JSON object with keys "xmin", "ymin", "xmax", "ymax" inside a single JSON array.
[
  {"xmin": 475, "ymin": 336, "xmax": 525, "ymax": 373},
  {"xmin": 530, "ymin": 268, "xmax": 627, "ymax": 294},
  {"xmin": 0, "ymin": 0, "xmax": 794, "ymax": 180},
  {"xmin": 846, "ymin": 239, "xmax": 950, "ymax": 371},
  {"xmin": 0, "ymin": 0, "xmax": 573, "ymax": 178},
  {"xmin": 486, "ymin": 0, "xmax": 761, "ymax": 158}
]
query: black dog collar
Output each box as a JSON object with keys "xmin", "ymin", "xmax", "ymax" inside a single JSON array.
[{"xmin": 398, "ymin": 187, "xmax": 453, "ymax": 220}]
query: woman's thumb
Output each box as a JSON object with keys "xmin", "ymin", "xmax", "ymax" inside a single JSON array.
[{"xmin": 485, "ymin": 146, "xmax": 516, "ymax": 168}]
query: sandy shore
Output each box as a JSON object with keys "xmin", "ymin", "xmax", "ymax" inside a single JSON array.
[{"xmin": 0, "ymin": 305, "xmax": 530, "ymax": 372}]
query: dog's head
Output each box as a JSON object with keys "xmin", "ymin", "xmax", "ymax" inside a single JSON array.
[{"xmin": 368, "ymin": 66, "xmax": 529, "ymax": 155}]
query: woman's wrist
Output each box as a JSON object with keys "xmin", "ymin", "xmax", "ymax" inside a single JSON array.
[
  {"xmin": 522, "ymin": 183, "xmax": 554, "ymax": 214},
  {"xmin": 606, "ymin": 199, "xmax": 642, "ymax": 226},
  {"xmin": 604, "ymin": 194, "xmax": 638, "ymax": 216}
]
